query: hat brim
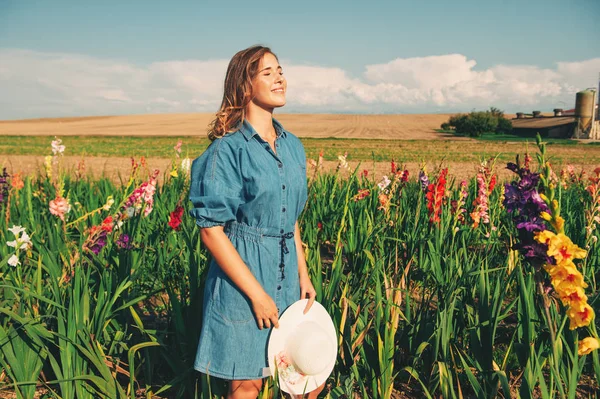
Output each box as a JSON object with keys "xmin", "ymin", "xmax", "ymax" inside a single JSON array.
[{"xmin": 267, "ymin": 299, "xmax": 337, "ymax": 395}]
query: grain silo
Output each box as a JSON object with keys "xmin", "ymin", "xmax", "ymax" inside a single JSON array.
[{"xmin": 575, "ymin": 89, "xmax": 595, "ymax": 133}]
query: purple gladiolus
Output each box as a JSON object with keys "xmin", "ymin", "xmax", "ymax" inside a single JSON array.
[
  {"xmin": 0, "ymin": 168, "xmax": 9, "ymax": 205},
  {"xmin": 116, "ymin": 233, "xmax": 132, "ymax": 249},
  {"xmin": 504, "ymin": 157, "xmax": 552, "ymax": 268},
  {"xmin": 419, "ymin": 170, "xmax": 430, "ymax": 192}
]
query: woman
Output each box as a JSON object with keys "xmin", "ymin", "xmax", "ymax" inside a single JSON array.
[{"xmin": 189, "ymin": 45, "xmax": 325, "ymax": 398}]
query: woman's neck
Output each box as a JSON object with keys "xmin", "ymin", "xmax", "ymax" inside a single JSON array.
[{"xmin": 246, "ymin": 104, "xmax": 276, "ymax": 139}]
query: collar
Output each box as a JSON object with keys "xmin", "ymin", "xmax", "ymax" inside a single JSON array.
[{"xmin": 239, "ymin": 118, "xmax": 287, "ymax": 141}]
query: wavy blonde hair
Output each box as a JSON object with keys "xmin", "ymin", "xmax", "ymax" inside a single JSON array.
[{"xmin": 208, "ymin": 45, "xmax": 276, "ymax": 141}]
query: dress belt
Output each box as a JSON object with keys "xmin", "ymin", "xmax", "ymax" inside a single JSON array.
[{"xmin": 264, "ymin": 231, "xmax": 294, "ymax": 280}]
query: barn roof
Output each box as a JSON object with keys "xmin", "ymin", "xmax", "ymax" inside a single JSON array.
[{"xmin": 511, "ymin": 116, "xmax": 577, "ymax": 129}]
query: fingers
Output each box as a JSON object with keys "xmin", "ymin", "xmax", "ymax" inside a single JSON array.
[
  {"xmin": 257, "ymin": 314, "xmax": 279, "ymax": 330},
  {"xmin": 304, "ymin": 295, "xmax": 315, "ymax": 314},
  {"xmin": 271, "ymin": 314, "xmax": 280, "ymax": 329}
]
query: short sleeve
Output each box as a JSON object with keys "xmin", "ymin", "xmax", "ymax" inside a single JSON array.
[{"xmin": 188, "ymin": 139, "xmax": 242, "ymax": 228}]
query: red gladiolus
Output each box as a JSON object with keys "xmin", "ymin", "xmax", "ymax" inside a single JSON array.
[
  {"xmin": 391, "ymin": 159, "xmax": 397, "ymax": 174},
  {"xmin": 489, "ymin": 174, "xmax": 497, "ymax": 192},
  {"xmin": 426, "ymin": 168, "xmax": 448, "ymax": 224},
  {"xmin": 168, "ymin": 206, "xmax": 184, "ymax": 230},
  {"xmin": 101, "ymin": 216, "xmax": 114, "ymax": 232},
  {"xmin": 317, "ymin": 222, "xmax": 323, "ymax": 230}
]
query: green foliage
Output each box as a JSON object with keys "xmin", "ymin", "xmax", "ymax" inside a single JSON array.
[
  {"xmin": 0, "ymin": 146, "xmax": 599, "ymax": 398},
  {"xmin": 443, "ymin": 107, "xmax": 513, "ymax": 137},
  {"xmin": 495, "ymin": 117, "xmax": 513, "ymax": 135}
]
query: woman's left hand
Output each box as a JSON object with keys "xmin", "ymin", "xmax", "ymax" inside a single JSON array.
[{"xmin": 299, "ymin": 273, "xmax": 316, "ymax": 314}]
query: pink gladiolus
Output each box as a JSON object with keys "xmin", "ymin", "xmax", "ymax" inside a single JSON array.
[
  {"xmin": 122, "ymin": 169, "xmax": 159, "ymax": 217},
  {"xmin": 49, "ymin": 196, "xmax": 71, "ymax": 221},
  {"xmin": 174, "ymin": 139, "xmax": 182, "ymax": 155}
]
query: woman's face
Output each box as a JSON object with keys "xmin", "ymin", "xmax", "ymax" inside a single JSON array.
[{"xmin": 250, "ymin": 52, "xmax": 287, "ymax": 110}]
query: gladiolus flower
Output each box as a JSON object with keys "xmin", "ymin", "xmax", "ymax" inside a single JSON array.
[
  {"xmin": 174, "ymin": 139, "xmax": 182, "ymax": 155},
  {"xmin": 352, "ymin": 189, "xmax": 370, "ymax": 202},
  {"xmin": 535, "ymin": 231, "xmax": 587, "ymax": 265},
  {"xmin": 51, "ymin": 137, "xmax": 65, "ymax": 155},
  {"xmin": 7, "ymin": 254, "xmax": 19, "ymax": 267},
  {"xmin": 557, "ymin": 285, "xmax": 587, "ymax": 307},
  {"xmin": 44, "ymin": 156, "xmax": 53, "ymax": 178},
  {"xmin": 426, "ymin": 168, "xmax": 448, "ymax": 224},
  {"xmin": 10, "ymin": 173, "xmax": 24, "ymax": 190},
  {"xmin": 8, "ymin": 225, "xmax": 25, "ymax": 236},
  {"xmin": 378, "ymin": 176, "xmax": 391, "ymax": 191},
  {"xmin": 168, "ymin": 206, "xmax": 184, "ymax": 230},
  {"xmin": 181, "ymin": 158, "xmax": 191, "ymax": 173},
  {"xmin": 567, "ymin": 302, "xmax": 595, "ymax": 330},
  {"xmin": 337, "ymin": 153, "xmax": 349, "ymax": 170},
  {"xmin": 101, "ymin": 216, "xmax": 114, "ymax": 232},
  {"xmin": 378, "ymin": 193, "xmax": 390, "ymax": 212},
  {"xmin": 102, "ymin": 196, "xmax": 114, "ymax": 211},
  {"xmin": 116, "ymin": 233, "xmax": 132, "ymax": 249},
  {"xmin": 49, "ymin": 196, "xmax": 71, "ymax": 221},
  {"xmin": 578, "ymin": 337, "xmax": 600, "ymax": 355},
  {"xmin": 544, "ymin": 262, "xmax": 588, "ymax": 289},
  {"xmin": 540, "ymin": 211, "xmax": 552, "ymax": 221}
]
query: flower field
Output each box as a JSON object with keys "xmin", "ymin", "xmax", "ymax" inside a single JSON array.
[{"xmin": 1, "ymin": 136, "xmax": 599, "ymax": 398}]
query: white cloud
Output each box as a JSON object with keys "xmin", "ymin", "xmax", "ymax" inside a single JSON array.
[{"xmin": 0, "ymin": 48, "xmax": 598, "ymax": 119}]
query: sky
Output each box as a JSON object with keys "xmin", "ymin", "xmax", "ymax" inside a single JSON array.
[{"xmin": 0, "ymin": 0, "xmax": 599, "ymax": 119}]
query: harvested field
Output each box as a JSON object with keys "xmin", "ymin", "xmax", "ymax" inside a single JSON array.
[{"xmin": 0, "ymin": 113, "xmax": 456, "ymax": 140}]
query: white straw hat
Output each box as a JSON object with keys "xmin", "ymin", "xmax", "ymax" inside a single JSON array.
[{"xmin": 267, "ymin": 299, "xmax": 337, "ymax": 395}]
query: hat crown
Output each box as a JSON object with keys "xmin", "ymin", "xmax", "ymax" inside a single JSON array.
[{"xmin": 287, "ymin": 321, "xmax": 335, "ymax": 376}]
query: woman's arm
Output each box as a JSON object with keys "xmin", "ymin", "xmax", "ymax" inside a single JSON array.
[
  {"xmin": 294, "ymin": 221, "xmax": 316, "ymax": 313},
  {"xmin": 201, "ymin": 226, "xmax": 279, "ymax": 329}
]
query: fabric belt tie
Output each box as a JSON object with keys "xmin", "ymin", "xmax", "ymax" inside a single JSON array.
[{"xmin": 265, "ymin": 231, "xmax": 294, "ymax": 280}]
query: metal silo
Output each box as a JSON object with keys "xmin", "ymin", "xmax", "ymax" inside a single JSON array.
[{"xmin": 575, "ymin": 89, "xmax": 595, "ymax": 132}]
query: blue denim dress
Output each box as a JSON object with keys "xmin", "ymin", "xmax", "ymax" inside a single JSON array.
[{"xmin": 189, "ymin": 118, "xmax": 308, "ymax": 380}]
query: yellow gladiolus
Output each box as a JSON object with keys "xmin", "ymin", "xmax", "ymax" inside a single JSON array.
[
  {"xmin": 556, "ymin": 284, "xmax": 587, "ymax": 307},
  {"xmin": 540, "ymin": 211, "xmax": 552, "ymax": 221},
  {"xmin": 578, "ymin": 337, "xmax": 600, "ymax": 356},
  {"xmin": 545, "ymin": 262, "xmax": 588, "ymax": 289},
  {"xmin": 536, "ymin": 231, "xmax": 586, "ymax": 265},
  {"xmin": 567, "ymin": 302, "xmax": 595, "ymax": 330}
]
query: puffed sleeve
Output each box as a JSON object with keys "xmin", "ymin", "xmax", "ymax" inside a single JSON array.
[{"xmin": 188, "ymin": 138, "xmax": 242, "ymax": 228}]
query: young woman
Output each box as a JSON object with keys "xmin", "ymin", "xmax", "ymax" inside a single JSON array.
[{"xmin": 189, "ymin": 45, "xmax": 325, "ymax": 398}]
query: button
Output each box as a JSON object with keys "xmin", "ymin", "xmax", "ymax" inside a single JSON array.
[
  {"xmin": 282, "ymin": 185, "xmax": 286, "ymax": 190},
  {"xmin": 280, "ymin": 229, "xmax": 284, "ymax": 233},
  {"xmin": 277, "ymin": 285, "xmax": 282, "ymax": 290}
]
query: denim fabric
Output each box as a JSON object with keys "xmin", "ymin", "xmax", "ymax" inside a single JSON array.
[{"xmin": 189, "ymin": 118, "xmax": 308, "ymax": 380}]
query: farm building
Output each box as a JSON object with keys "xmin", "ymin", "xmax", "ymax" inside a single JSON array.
[
  {"xmin": 511, "ymin": 114, "xmax": 577, "ymax": 138},
  {"xmin": 512, "ymin": 89, "xmax": 599, "ymax": 139}
]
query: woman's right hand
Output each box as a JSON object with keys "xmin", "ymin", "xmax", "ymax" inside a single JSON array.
[{"xmin": 250, "ymin": 291, "xmax": 280, "ymax": 330}]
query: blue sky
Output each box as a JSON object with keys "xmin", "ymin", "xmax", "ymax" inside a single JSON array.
[{"xmin": 0, "ymin": 0, "xmax": 599, "ymax": 119}]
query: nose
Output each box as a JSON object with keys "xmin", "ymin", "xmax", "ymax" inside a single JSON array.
[{"xmin": 275, "ymin": 73, "xmax": 284, "ymax": 84}]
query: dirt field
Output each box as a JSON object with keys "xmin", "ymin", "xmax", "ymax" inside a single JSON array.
[{"xmin": 0, "ymin": 113, "xmax": 455, "ymax": 140}]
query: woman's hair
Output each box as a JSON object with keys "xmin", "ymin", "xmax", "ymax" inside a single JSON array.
[{"xmin": 207, "ymin": 45, "xmax": 277, "ymax": 140}]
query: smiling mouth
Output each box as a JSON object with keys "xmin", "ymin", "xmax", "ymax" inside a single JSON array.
[{"xmin": 272, "ymin": 88, "xmax": 285, "ymax": 93}]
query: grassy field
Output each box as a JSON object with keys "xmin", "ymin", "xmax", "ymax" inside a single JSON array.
[{"xmin": 4, "ymin": 135, "xmax": 600, "ymax": 165}]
